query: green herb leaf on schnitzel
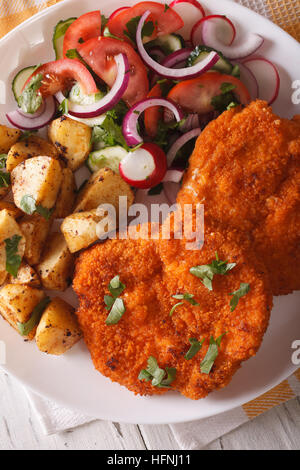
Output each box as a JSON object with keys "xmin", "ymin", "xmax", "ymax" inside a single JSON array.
[
  {"xmin": 5, "ymin": 235, "xmax": 22, "ymax": 278},
  {"xmin": 185, "ymin": 338, "xmax": 205, "ymax": 360},
  {"xmin": 138, "ymin": 356, "xmax": 177, "ymax": 388},
  {"xmin": 17, "ymin": 296, "xmax": 50, "ymax": 336},
  {"xmin": 200, "ymin": 333, "xmax": 227, "ymax": 374},
  {"xmin": 169, "ymin": 301, "xmax": 184, "ymax": 316},
  {"xmin": 109, "ymin": 275, "xmax": 126, "ymax": 298},
  {"xmin": 105, "ymin": 298, "xmax": 126, "ymax": 325},
  {"xmin": 190, "ymin": 252, "xmax": 236, "ymax": 291},
  {"xmin": 172, "ymin": 293, "xmax": 199, "ymax": 306},
  {"xmin": 229, "ymin": 282, "xmax": 250, "ymax": 311}
]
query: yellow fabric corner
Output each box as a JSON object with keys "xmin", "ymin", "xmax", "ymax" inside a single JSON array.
[{"xmin": 243, "ymin": 380, "xmax": 295, "ymax": 419}]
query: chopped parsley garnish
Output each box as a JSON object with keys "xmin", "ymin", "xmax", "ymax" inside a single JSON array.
[
  {"xmin": 105, "ymin": 276, "xmax": 126, "ymax": 325},
  {"xmin": 153, "ymin": 119, "xmax": 185, "ymax": 149},
  {"xmin": 20, "ymin": 195, "xmax": 52, "ymax": 220},
  {"xmin": 66, "ymin": 48, "xmax": 81, "ymax": 60},
  {"xmin": 17, "ymin": 297, "xmax": 50, "ymax": 337},
  {"xmin": 211, "ymin": 82, "xmax": 239, "ymax": 113},
  {"xmin": 0, "ymin": 154, "xmax": 10, "ymax": 188},
  {"xmin": 92, "ymin": 101, "xmax": 129, "ymax": 150},
  {"xmin": 0, "ymin": 154, "xmax": 7, "ymax": 168},
  {"xmin": 17, "ymin": 73, "xmax": 43, "ymax": 114},
  {"xmin": 78, "ymin": 37, "xmax": 84, "ymax": 44},
  {"xmin": 185, "ymin": 338, "xmax": 205, "ymax": 360},
  {"xmin": 138, "ymin": 356, "xmax": 177, "ymax": 388},
  {"xmin": 200, "ymin": 333, "xmax": 226, "ymax": 374},
  {"xmin": 190, "ymin": 252, "xmax": 236, "ymax": 291},
  {"xmin": 170, "ymin": 293, "xmax": 199, "ymax": 316},
  {"xmin": 229, "ymin": 283, "xmax": 250, "ymax": 311},
  {"xmin": 58, "ymin": 98, "xmax": 69, "ymax": 115},
  {"xmin": 4, "ymin": 235, "xmax": 22, "ymax": 278},
  {"xmin": 18, "ymin": 130, "xmax": 38, "ymax": 141},
  {"xmin": 164, "ymin": 3, "xmax": 170, "ymax": 12},
  {"xmin": 124, "ymin": 16, "xmax": 155, "ymax": 43},
  {"xmin": 101, "ymin": 14, "xmax": 109, "ymax": 31}
]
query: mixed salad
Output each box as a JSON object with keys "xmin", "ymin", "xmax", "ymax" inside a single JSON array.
[{"xmin": 6, "ymin": 0, "xmax": 280, "ymax": 199}]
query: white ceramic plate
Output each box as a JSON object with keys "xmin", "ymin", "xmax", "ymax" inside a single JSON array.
[{"xmin": 0, "ymin": 0, "xmax": 299, "ymax": 424}]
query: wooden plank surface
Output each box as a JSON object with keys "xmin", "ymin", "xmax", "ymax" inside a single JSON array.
[{"xmin": 0, "ymin": 370, "xmax": 299, "ymax": 450}]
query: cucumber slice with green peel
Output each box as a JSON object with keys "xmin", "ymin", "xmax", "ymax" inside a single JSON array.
[
  {"xmin": 187, "ymin": 45, "xmax": 234, "ymax": 75},
  {"xmin": 149, "ymin": 34, "xmax": 185, "ymax": 55},
  {"xmin": 53, "ymin": 17, "xmax": 77, "ymax": 60},
  {"xmin": 12, "ymin": 66, "xmax": 37, "ymax": 102},
  {"xmin": 87, "ymin": 146, "xmax": 128, "ymax": 173}
]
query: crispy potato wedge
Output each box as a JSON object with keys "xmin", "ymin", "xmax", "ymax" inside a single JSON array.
[
  {"xmin": 0, "ymin": 186, "xmax": 10, "ymax": 200},
  {"xmin": 0, "ymin": 284, "xmax": 45, "ymax": 340},
  {"xmin": 61, "ymin": 209, "xmax": 116, "ymax": 253},
  {"xmin": 19, "ymin": 213, "xmax": 51, "ymax": 265},
  {"xmin": 52, "ymin": 168, "xmax": 76, "ymax": 219},
  {"xmin": 74, "ymin": 167, "xmax": 134, "ymax": 213},
  {"xmin": 0, "ymin": 245, "xmax": 7, "ymax": 287},
  {"xmin": 0, "ymin": 208, "xmax": 26, "ymax": 257},
  {"xmin": 37, "ymin": 232, "xmax": 74, "ymax": 291},
  {"xmin": 9, "ymin": 261, "xmax": 40, "ymax": 287},
  {"xmin": 6, "ymin": 136, "xmax": 59, "ymax": 172},
  {"xmin": 12, "ymin": 156, "xmax": 63, "ymax": 211},
  {"xmin": 48, "ymin": 116, "xmax": 92, "ymax": 171},
  {"xmin": 0, "ymin": 125, "xmax": 21, "ymax": 153},
  {"xmin": 0, "ymin": 201, "xmax": 22, "ymax": 219},
  {"xmin": 36, "ymin": 297, "xmax": 82, "ymax": 355}
]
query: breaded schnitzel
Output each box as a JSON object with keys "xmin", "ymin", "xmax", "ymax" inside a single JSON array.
[
  {"xmin": 73, "ymin": 221, "xmax": 272, "ymax": 399},
  {"xmin": 177, "ymin": 100, "xmax": 300, "ymax": 295}
]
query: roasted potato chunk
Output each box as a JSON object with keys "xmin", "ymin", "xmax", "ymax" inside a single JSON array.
[
  {"xmin": 48, "ymin": 116, "xmax": 92, "ymax": 171},
  {"xmin": 52, "ymin": 168, "xmax": 76, "ymax": 218},
  {"xmin": 6, "ymin": 136, "xmax": 59, "ymax": 172},
  {"xmin": 19, "ymin": 213, "xmax": 51, "ymax": 265},
  {"xmin": 36, "ymin": 297, "xmax": 82, "ymax": 355},
  {"xmin": 74, "ymin": 167, "xmax": 134, "ymax": 213},
  {"xmin": 0, "ymin": 284, "xmax": 45, "ymax": 340},
  {"xmin": 0, "ymin": 209, "xmax": 26, "ymax": 282},
  {"xmin": 0, "ymin": 201, "xmax": 22, "ymax": 219},
  {"xmin": 12, "ymin": 156, "xmax": 63, "ymax": 211},
  {"xmin": 0, "ymin": 186, "xmax": 10, "ymax": 200},
  {"xmin": 61, "ymin": 209, "xmax": 116, "ymax": 253},
  {"xmin": 37, "ymin": 232, "xmax": 74, "ymax": 291},
  {"xmin": 0, "ymin": 125, "xmax": 21, "ymax": 153},
  {"xmin": 9, "ymin": 262, "xmax": 40, "ymax": 287}
]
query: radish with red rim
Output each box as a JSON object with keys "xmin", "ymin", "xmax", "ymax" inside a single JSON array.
[
  {"xmin": 136, "ymin": 11, "xmax": 220, "ymax": 79},
  {"xmin": 169, "ymin": 0, "xmax": 205, "ymax": 40},
  {"xmin": 119, "ymin": 143, "xmax": 167, "ymax": 189},
  {"xmin": 242, "ymin": 57, "xmax": 280, "ymax": 105},
  {"xmin": 191, "ymin": 15, "xmax": 236, "ymax": 48},
  {"xmin": 236, "ymin": 62, "xmax": 259, "ymax": 100},
  {"xmin": 55, "ymin": 53, "xmax": 130, "ymax": 118},
  {"xmin": 122, "ymin": 97, "xmax": 184, "ymax": 147}
]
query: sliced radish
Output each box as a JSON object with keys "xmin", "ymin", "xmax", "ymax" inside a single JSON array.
[
  {"xmin": 191, "ymin": 15, "xmax": 236, "ymax": 48},
  {"xmin": 6, "ymin": 97, "xmax": 56, "ymax": 130},
  {"xmin": 202, "ymin": 19, "xmax": 263, "ymax": 59},
  {"xmin": 169, "ymin": 0, "xmax": 205, "ymax": 40},
  {"xmin": 164, "ymin": 182, "xmax": 181, "ymax": 204},
  {"xmin": 119, "ymin": 143, "xmax": 167, "ymax": 189},
  {"xmin": 236, "ymin": 62, "xmax": 259, "ymax": 100},
  {"xmin": 242, "ymin": 57, "xmax": 280, "ymax": 105}
]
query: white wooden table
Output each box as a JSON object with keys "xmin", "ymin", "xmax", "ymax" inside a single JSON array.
[{"xmin": 1, "ymin": 370, "xmax": 300, "ymax": 450}]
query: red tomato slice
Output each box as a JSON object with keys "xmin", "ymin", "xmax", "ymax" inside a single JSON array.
[
  {"xmin": 23, "ymin": 59, "xmax": 98, "ymax": 96},
  {"xmin": 63, "ymin": 11, "xmax": 102, "ymax": 58},
  {"xmin": 77, "ymin": 37, "xmax": 149, "ymax": 106},
  {"xmin": 144, "ymin": 83, "xmax": 163, "ymax": 137},
  {"xmin": 167, "ymin": 72, "xmax": 251, "ymax": 114},
  {"xmin": 107, "ymin": 1, "xmax": 184, "ymax": 42}
]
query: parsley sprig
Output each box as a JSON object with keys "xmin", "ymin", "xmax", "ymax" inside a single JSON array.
[
  {"xmin": 105, "ymin": 276, "xmax": 126, "ymax": 325},
  {"xmin": 169, "ymin": 293, "xmax": 199, "ymax": 316},
  {"xmin": 185, "ymin": 338, "xmax": 205, "ymax": 360},
  {"xmin": 124, "ymin": 16, "xmax": 155, "ymax": 44},
  {"xmin": 17, "ymin": 297, "xmax": 50, "ymax": 336},
  {"xmin": 211, "ymin": 82, "xmax": 239, "ymax": 113},
  {"xmin": 20, "ymin": 195, "xmax": 52, "ymax": 220},
  {"xmin": 139, "ymin": 356, "xmax": 176, "ymax": 388},
  {"xmin": 0, "ymin": 154, "xmax": 10, "ymax": 188},
  {"xmin": 4, "ymin": 235, "xmax": 22, "ymax": 278},
  {"xmin": 229, "ymin": 283, "xmax": 250, "ymax": 311},
  {"xmin": 190, "ymin": 252, "xmax": 236, "ymax": 291},
  {"xmin": 200, "ymin": 333, "xmax": 227, "ymax": 374}
]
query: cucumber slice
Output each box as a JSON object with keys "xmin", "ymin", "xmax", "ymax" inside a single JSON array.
[
  {"xmin": 150, "ymin": 34, "xmax": 185, "ymax": 55},
  {"xmin": 69, "ymin": 82, "xmax": 104, "ymax": 106},
  {"xmin": 12, "ymin": 66, "xmax": 37, "ymax": 101},
  {"xmin": 187, "ymin": 46, "xmax": 233, "ymax": 75},
  {"xmin": 53, "ymin": 17, "xmax": 77, "ymax": 60},
  {"xmin": 87, "ymin": 146, "xmax": 128, "ymax": 173}
]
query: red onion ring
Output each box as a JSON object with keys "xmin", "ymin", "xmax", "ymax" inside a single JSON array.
[
  {"xmin": 17, "ymin": 100, "xmax": 46, "ymax": 119},
  {"xmin": 55, "ymin": 53, "xmax": 130, "ymax": 118},
  {"xmin": 136, "ymin": 11, "xmax": 219, "ymax": 80},
  {"xmin": 163, "ymin": 168, "xmax": 184, "ymax": 183},
  {"xmin": 6, "ymin": 96, "xmax": 56, "ymax": 130},
  {"xmin": 166, "ymin": 127, "xmax": 201, "ymax": 166},
  {"xmin": 122, "ymin": 97, "xmax": 184, "ymax": 147}
]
